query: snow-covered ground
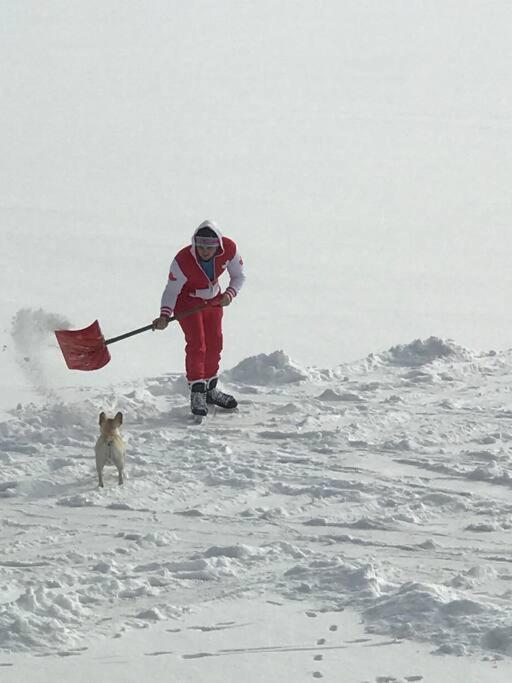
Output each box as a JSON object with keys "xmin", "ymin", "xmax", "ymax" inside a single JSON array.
[
  {"xmin": 3, "ymin": 2, "xmax": 512, "ymax": 680},
  {"xmin": 2, "ymin": 327, "xmax": 512, "ymax": 681}
]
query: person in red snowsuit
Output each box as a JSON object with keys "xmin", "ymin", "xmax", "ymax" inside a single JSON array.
[{"xmin": 153, "ymin": 220, "xmax": 245, "ymax": 416}]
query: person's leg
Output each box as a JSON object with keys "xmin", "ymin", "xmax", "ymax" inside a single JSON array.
[
  {"xmin": 203, "ymin": 307, "xmax": 237, "ymax": 409},
  {"xmin": 178, "ymin": 312, "xmax": 207, "ymax": 382},
  {"xmin": 179, "ymin": 312, "xmax": 209, "ymax": 415},
  {"xmin": 203, "ymin": 306, "xmax": 224, "ymax": 380}
]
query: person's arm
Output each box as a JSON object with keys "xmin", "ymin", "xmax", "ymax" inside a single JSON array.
[
  {"xmin": 223, "ymin": 249, "xmax": 246, "ymax": 304},
  {"xmin": 153, "ymin": 259, "xmax": 187, "ymax": 329}
]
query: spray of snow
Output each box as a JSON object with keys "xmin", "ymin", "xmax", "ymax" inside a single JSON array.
[{"xmin": 10, "ymin": 308, "xmax": 72, "ymax": 398}]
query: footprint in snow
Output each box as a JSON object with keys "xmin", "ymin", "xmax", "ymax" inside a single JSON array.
[
  {"xmin": 310, "ymin": 616, "xmax": 339, "ymax": 678},
  {"xmin": 375, "ymin": 676, "xmax": 423, "ymax": 683}
]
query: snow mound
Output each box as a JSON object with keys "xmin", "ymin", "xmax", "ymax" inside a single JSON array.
[
  {"xmin": 224, "ymin": 350, "xmax": 309, "ymax": 385},
  {"xmin": 284, "ymin": 557, "xmax": 396, "ymax": 600},
  {"xmin": 482, "ymin": 625, "xmax": 512, "ymax": 654},
  {"xmin": 363, "ymin": 581, "xmax": 505, "ymax": 652},
  {"xmin": 145, "ymin": 374, "xmax": 189, "ymax": 398},
  {"xmin": 0, "ymin": 586, "xmax": 88, "ymax": 651},
  {"xmin": 316, "ymin": 389, "xmax": 364, "ymax": 402},
  {"xmin": 2, "ymin": 383, "xmax": 169, "ymax": 448},
  {"xmin": 57, "ymin": 494, "xmax": 96, "ymax": 507},
  {"xmin": 2, "ymin": 398, "xmax": 100, "ymax": 446},
  {"xmin": 467, "ymin": 461, "xmax": 512, "ymax": 484},
  {"xmin": 375, "ymin": 337, "xmax": 474, "ymax": 367},
  {"xmin": 203, "ymin": 544, "xmax": 261, "ymax": 559}
]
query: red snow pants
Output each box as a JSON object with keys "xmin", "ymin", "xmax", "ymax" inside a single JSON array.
[{"xmin": 177, "ymin": 300, "xmax": 224, "ymax": 382}]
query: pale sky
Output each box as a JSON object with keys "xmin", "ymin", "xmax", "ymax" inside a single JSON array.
[{"xmin": 2, "ymin": 1, "xmax": 512, "ymax": 375}]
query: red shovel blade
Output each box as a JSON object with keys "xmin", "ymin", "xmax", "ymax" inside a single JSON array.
[{"xmin": 55, "ymin": 320, "xmax": 111, "ymax": 371}]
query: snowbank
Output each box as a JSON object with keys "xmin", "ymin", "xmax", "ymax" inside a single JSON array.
[
  {"xmin": 2, "ymin": 336, "xmax": 512, "ymax": 665},
  {"xmin": 364, "ymin": 581, "xmax": 506, "ymax": 656},
  {"xmin": 374, "ymin": 336, "xmax": 475, "ymax": 367},
  {"xmin": 223, "ymin": 350, "xmax": 310, "ymax": 385}
]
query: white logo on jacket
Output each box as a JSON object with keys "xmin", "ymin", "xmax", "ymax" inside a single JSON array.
[{"xmin": 193, "ymin": 283, "xmax": 221, "ymax": 299}]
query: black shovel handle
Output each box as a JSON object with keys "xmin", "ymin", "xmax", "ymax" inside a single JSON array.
[{"xmin": 104, "ymin": 304, "xmax": 210, "ymax": 346}]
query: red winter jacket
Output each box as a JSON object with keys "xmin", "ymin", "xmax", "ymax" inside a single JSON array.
[{"xmin": 160, "ymin": 220, "xmax": 246, "ymax": 317}]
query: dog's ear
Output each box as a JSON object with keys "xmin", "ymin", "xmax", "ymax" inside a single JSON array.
[
  {"xmin": 114, "ymin": 411, "xmax": 123, "ymax": 426},
  {"xmin": 99, "ymin": 411, "xmax": 106, "ymax": 425}
]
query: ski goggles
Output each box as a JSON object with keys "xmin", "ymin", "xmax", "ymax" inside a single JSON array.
[{"xmin": 195, "ymin": 236, "xmax": 220, "ymax": 247}]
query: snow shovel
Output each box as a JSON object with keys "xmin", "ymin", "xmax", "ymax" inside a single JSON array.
[{"xmin": 54, "ymin": 304, "xmax": 209, "ymax": 371}]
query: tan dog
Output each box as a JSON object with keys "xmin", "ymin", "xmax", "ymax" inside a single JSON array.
[{"xmin": 95, "ymin": 412, "xmax": 125, "ymax": 487}]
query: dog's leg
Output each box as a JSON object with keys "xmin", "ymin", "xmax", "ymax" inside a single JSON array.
[
  {"xmin": 96, "ymin": 452, "xmax": 104, "ymax": 488},
  {"xmin": 116, "ymin": 452, "xmax": 124, "ymax": 485},
  {"xmin": 94, "ymin": 446, "xmax": 105, "ymax": 489},
  {"xmin": 117, "ymin": 450, "xmax": 125, "ymax": 485}
]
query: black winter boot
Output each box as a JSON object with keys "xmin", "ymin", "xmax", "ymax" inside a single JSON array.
[
  {"xmin": 190, "ymin": 381, "xmax": 208, "ymax": 416},
  {"xmin": 206, "ymin": 377, "xmax": 237, "ymax": 409}
]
